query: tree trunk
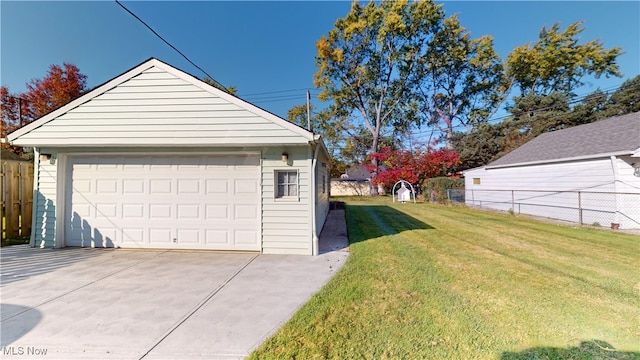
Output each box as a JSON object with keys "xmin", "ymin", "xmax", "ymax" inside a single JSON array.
[{"xmin": 370, "ymin": 135, "xmax": 379, "ymax": 195}]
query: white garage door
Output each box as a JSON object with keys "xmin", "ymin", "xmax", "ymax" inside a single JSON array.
[{"xmin": 65, "ymin": 154, "xmax": 261, "ymax": 251}]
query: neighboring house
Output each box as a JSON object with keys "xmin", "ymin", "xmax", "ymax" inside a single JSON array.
[
  {"xmin": 1, "ymin": 149, "xmax": 29, "ymax": 162},
  {"xmin": 464, "ymin": 112, "xmax": 640, "ymax": 229},
  {"xmin": 6, "ymin": 58, "xmax": 331, "ymax": 255},
  {"xmin": 330, "ymin": 165, "xmax": 372, "ymax": 196}
]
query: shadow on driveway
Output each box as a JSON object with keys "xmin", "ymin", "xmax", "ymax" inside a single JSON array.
[
  {"xmin": 0, "ymin": 304, "xmax": 42, "ymax": 346},
  {"xmin": 0, "ymin": 245, "xmax": 114, "ymax": 286}
]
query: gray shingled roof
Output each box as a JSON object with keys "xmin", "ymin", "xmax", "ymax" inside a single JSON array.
[
  {"xmin": 1, "ymin": 149, "xmax": 29, "ymax": 162},
  {"xmin": 487, "ymin": 112, "xmax": 640, "ymax": 168}
]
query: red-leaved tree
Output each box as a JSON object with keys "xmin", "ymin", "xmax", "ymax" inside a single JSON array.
[
  {"xmin": 23, "ymin": 63, "xmax": 87, "ymax": 120},
  {"xmin": 368, "ymin": 146, "xmax": 460, "ymax": 189},
  {"xmin": 1, "ymin": 63, "xmax": 87, "ymax": 153}
]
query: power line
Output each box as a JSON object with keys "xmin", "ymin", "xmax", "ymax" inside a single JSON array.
[
  {"xmin": 114, "ymin": 0, "xmax": 228, "ymax": 92},
  {"xmin": 239, "ymin": 88, "xmax": 319, "ymax": 97}
]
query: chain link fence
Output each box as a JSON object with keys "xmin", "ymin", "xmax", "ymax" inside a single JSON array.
[{"xmin": 465, "ymin": 189, "xmax": 640, "ymax": 229}]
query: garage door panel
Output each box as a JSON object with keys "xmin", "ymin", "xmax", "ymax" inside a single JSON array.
[
  {"xmin": 123, "ymin": 179, "xmax": 145, "ymax": 194},
  {"xmin": 66, "ymin": 155, "xmax": 260, "ymax": 250},
  {"xmin": 177, "ymin": 179, "xmax": 201, "ymax": 194},
  {"xmin": 150, "ymin": 229, "xmax": 172, "ymax": 243},
  {"xmin": 176, "ymin": 229, "xmax": 200, "ymax": 243},
  {"xmin": 122, "ymin": 228, "xmax": 145, "ymax": 244},
  {"xmin": 205, "ymin": 179, "xmax": 228, "ymax": 193},
  {"xmin": 205, "ymin": 230, "xmax": 229, "ymax": 245},
  {"xmin": 96, "ymin": 179, "xmax": 118, "ymax": 194},
  {"xmin": 149, "ymin": 204, "xmax": 172, "ymax": 219},
  {"xmin": 177, "ymin": 204, "xmax": 200, "ymax": 219},
  {"xmin": 205, "ymin": 205, "xmax": 228, "ymax": 219},
  {"xmin": 150, "ymin": 179, "xmax": 172, "ymax": 193},
  {"xmin": 123, "ymin": 204, "xmax": 145, "ymax": 218}
]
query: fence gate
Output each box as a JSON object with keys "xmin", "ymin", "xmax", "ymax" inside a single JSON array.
[{"xmin": 1, "ymin": 161, "xmax": 34, "ymax": 242}]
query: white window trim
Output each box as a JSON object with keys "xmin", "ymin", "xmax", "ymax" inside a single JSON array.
[{"xmin": 274, "ymin": 169, "xmax": 299, "ymax": 201}]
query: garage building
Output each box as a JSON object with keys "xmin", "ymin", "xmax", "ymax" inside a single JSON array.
[{"xmin": 6, "ymin": 58, "xmax": 331, "ymax": 255}]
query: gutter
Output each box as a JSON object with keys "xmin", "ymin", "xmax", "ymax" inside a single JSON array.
[
  {"xmin": 610, "ymin": 155, "xmax": 621, "ymax": 225},
  {"xmin": 310, "ymin": 142, "xmax": 321, "ymax": 256},
  {"xmin": 486, "ymin": 150, "xmax": 635, "ymax": 170}
]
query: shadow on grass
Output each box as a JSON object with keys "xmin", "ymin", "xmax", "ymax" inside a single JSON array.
[
  {"xmin": 501, "ymin": 340, "xmax": 639, "ymax": 360},
  {"xmin": 347, "ymin": 204, "xmax": 433, "ymax": 245}
]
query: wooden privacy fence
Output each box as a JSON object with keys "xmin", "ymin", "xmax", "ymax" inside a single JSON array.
[{"xmin": 1, "ymin": 161, "xmax": 34, "ymax": 241}]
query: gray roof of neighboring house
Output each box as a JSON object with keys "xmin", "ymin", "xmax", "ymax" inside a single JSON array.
[
  {"xmin": 1, "ymin": 149, "xmax": 29, "ymax": 162},
  {"xmin": 487, "ymin": 112, "xmax": 640, "ymax": 168}
]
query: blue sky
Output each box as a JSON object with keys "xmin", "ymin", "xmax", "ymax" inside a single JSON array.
[{"xmin": 1, "ymin": 1, "xmax": 639, "ymax": 121}]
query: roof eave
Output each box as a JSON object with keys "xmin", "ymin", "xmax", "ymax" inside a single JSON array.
[
  {"xmin": 486, "ymin": 150, "xmax": 636, "ymax": 170},
  {"xmin": 7, "ymin": 58, "xmax": 316, "ymax": 144}
]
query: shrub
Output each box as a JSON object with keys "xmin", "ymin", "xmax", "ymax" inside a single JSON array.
[{"xmin": 422, "ymin": 177, "xmax": 464, "ymax": 203}]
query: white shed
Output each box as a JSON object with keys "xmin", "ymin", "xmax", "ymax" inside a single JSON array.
[
  {"xmin": 464, "ymin": 112, "xmax": 640, "ymax": 229},
  {"xmin": 6, "ymin": 58, "xmax": 331, "ymax": 255}
]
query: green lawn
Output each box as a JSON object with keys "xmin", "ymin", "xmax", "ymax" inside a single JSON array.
[{"xmin": 250, "ymin": 197, "xmax": 639, "ymax": 359}]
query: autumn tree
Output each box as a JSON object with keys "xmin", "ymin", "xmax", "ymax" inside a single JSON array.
[
  {"xmin": 23, "ymin": 63, "xmax": 88, "ymax": 120},
  {"xmin": 314, "ymin": 0, "xmax": 445, "ymax": 192},
  {"xmin": 1, "ymin": 63, "xmax": 88, "ymax": 153},
  {"xmin": 415, "ymin": 14, "xmax": 508, "ymax": 148},
  {"xmin": 1, "ymin": 86, "xmax": 24, "ymax": 152},
  {"xmin": 506, "ymin": 22, "xmax": 622, "ymax": 97},
  {"xmin": 369, "ymin": 146, "xmax": 459, "ymax": 189}
]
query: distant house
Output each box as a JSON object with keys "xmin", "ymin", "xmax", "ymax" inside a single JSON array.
[
  {"xmin": 6, "ymin": 58, "xmax": 331, "ymax": 255},
  {"xmin": 464, "ymin": 112, "xmax": 640, "ymax": 229},
  {"xmin": 331, "ymin": 165, "xmax": 372, "ymax": 196},
  {"xmin": 1, "ymin": 149, "xmax": 29, "ymax": 162}
]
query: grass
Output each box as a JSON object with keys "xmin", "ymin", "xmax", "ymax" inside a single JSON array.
[{"xmin": 250, "ymin": 197, "xmax": 639, "ymax": 359}]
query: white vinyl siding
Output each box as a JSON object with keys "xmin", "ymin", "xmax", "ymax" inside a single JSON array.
[
  {"xmin": 465, "ymin": 157, "xmax": 640, "ymax": 229},
  {"xmin": 261, "ymin": 147, "xmax": 312, "ymax": 255},
  {"xmin": 33, "ymin": 151, "xmax": 58, "ymax": 247},
  {"xmin": 13, "ymin": 67, "xmax": 308, "ymax": 147},
  {"xmin": 315, "ymin": 152, "xmax": 331, "ymax": 235},
  {"xmin": 12, "ymin": 59, "xmax": 329, "ymax": 254}
]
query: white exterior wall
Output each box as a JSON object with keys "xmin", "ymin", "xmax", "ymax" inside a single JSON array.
[
  {"xmin": 13, "ymin": 59, "xmax": 327, "ymax": 254},
  {"xmin": 465, "ymin": 157, "xmax": 640, "ymax": 229},
  {"xmin": 32, "ymin": 146, "xmax": 323, "ymax": 253},
  {"xmin": 330, "ymin": 180, "xmax": 370, "ymax": 196},
  {"xmin": 32, "ymin": 149, "xmax": 58, "ymax": 247},
  {"xmin": 261, "ymin": 147, "xmax": 313, "ymax": 255},
  {"xmin": 315, "ymin": 151, "xmax": 331, "ymax": 236},
  {"xmin": 14, "ymin": 67, "xmax": 308, "ymax": 147}
]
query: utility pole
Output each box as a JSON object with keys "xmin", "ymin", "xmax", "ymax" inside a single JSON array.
[
  {"xmin": 18, "ymin": 98, "xmax": 23, "ymax": 127},
  {"xmin": 306, "ymin": 90, "xmax": 311, "ymax": 131}
]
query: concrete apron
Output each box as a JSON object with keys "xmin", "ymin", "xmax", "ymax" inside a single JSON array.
[{"xmin": 1, "ymin": 243, "xmax": 348, "ymax": 359}]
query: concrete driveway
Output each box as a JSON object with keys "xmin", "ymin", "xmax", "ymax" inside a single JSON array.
[{"xmin": 1, "ymin": 212, "xmax": 349, "ymax": 359}]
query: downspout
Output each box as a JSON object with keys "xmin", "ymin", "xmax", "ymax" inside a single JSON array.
[
  {"xmin": 311, "ymin": 142, "xmax": 321, "ymax": 255},
  {"xmin": 610, "ymin": 155, "xmax": 621, "ymax": 226},
  {"xmin": 30, "ymin": 147, "xmax": 40, "ymax": 247}
]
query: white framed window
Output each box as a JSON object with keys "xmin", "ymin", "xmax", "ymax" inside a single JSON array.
[{"xmin": 275, "ymin": 170, "xmax": 298, "ymax": 199}]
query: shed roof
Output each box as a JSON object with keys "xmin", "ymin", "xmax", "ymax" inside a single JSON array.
[
  {"xmin": 1, "ymin": 149, "xmax": 29, "ymax": 162},
  {"xmin": 487, "ymin": 112, "xmax": 640, "ymax": 168}
]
